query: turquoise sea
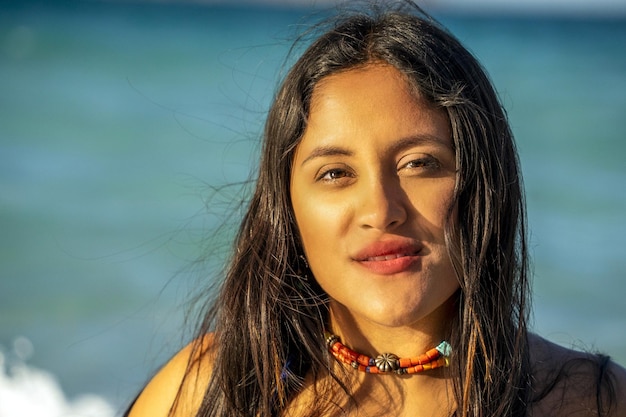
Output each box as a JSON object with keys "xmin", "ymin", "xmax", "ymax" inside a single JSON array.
[{"xmin": 1, "ymin": 1, "xmax": 625, "ymax": 415}]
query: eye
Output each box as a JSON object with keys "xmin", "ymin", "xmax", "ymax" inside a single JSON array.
[
  {"xmin": 406, "ymin": 158, "xmax": 438, "ymax": 169},
  {"xmin": 398, "ymin": 154, "xmax": 441, "ymax": 173},
  {"xmin": 318, "ymin": 168, "xmax": 347, "ymax": 181},
  {"xmin": 315, "ymin": 165, "xmax": 355, "ymax": 184}
]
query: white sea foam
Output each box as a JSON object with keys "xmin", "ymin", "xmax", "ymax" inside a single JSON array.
[{"xmin": 0, "ymin": 338, "xmax": 115, "ymax": 417}]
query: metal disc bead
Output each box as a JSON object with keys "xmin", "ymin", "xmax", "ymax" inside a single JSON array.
[{"xmin": 375, "ymin": 353, "xmax": 400, "ymax": 372}]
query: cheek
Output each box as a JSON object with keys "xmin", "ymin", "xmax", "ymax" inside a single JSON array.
[
  {"xmin": 295, "ymin": 203, "xmax": 341, "ymax": 252},
  {"xmin": 292, "ymin": 197, "xmax": 352, "ymax": 280},
  {"xmin": 292, "ymin": 192, "xmax": 325, "ymax": 256},
  {"xmin": 408, "ymin": 181, "xmax": 456, "ymax": 229}
]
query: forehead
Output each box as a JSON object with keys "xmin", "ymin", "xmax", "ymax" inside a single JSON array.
[
  {"xmin": 310, "ymin": 64, "xmax": 423, "ymax": 113},
  {"xmin": 302, "ymin": 64, "xmax": 451, "ymax": 150}
]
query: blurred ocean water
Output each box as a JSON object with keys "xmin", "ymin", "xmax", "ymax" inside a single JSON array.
[{"xmin": 1, "ymin": 1, "xmax": 625, "ymax": 414}]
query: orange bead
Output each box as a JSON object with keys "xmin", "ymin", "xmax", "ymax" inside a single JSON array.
[
  {"xmin": 399, "ymin": 358, "xmax": 412, "ymax": 368},
  {"xmin": 357, "ymin": 354, "xmax": 370, "ymax": 366},
  {"xmin": 426, "ymin": 347, "xmax": 440, "ymax": 360}
]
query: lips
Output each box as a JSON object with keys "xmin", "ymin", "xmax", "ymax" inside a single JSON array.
[
  {"xmin": 353, "ymin": 239, "xmax": 422, "ymax": 275},
  {"xmin": 365, "ymin": 253, "xmax": 411, "ymax": 262}
]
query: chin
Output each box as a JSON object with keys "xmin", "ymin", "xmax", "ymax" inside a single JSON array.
[
  {"xmin": 362, "ymin": 293, "xmax": 458, "ymax": 329},
  {"xmin": 357, "ymin": 303, "xmax": 431, "ymax": 328}
]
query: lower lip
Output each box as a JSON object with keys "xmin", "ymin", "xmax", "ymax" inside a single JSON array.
[{"xmin": 357, "ymin": 255, "xmax": 420, "ymax": 275}]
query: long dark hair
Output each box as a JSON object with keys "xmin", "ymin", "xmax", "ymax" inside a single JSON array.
[{"xmin": 189, "ymin": 2, "xmax": 532, "ymax": 416}]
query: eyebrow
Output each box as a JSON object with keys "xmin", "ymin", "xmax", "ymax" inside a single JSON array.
[
  {"xmin": 391, "ymin": 134, "xmax": 451, "ymax": 153},
  {"xmin": 300, "ymin": 146, "xmax": 354, "ymax": 167},
  {"xmin": 299, "ymin": 134, "xmax": 451, "ymax": 167}
]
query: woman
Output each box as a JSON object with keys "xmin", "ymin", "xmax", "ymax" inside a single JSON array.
[{"xmin": 126, "ymin": 2, "xmax": 626, "ymax": 416}]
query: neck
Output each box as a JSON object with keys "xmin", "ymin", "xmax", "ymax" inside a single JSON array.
[
  {"xmin": 289, "ymin": 361, "xmax": 456, "ymax": 417},
  {"xmin": 327, "ymin": 296, "xmax": 456, "ymax": 359},
  {"xmin": 318, "ymin": 297, "xmax": 458, "ymax": 415},
  {"xmin": 288, "ymin": 299, "xmax": 458, "ymax": 417},
  {"xmin": 321, "ymin": 344, "xmax": 456, "ymax": 417}
]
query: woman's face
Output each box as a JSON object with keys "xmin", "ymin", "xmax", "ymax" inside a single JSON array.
[{"xmin": 290, "ymin": 64, "xmax": 459, "ymax": 331}]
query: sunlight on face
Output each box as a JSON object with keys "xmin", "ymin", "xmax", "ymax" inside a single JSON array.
[{"xmin": 290, "ymin": 64, "xmax": 460, "ymax": 335}]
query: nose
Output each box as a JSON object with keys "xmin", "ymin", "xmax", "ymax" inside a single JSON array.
[{"xmin": 356, "ymin": 175, "xmax": 407, "ymax": 231}]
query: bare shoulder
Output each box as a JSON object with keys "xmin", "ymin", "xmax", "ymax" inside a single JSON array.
[
  {"xmin": 528, "ymin": 333, "xmax": 626, "ymax": 417},
  {"xmin": 127, "ymin": 333, "xmax": 216, "ymax": 417}
]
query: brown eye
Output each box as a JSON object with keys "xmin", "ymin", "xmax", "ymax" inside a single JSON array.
[
  {"xmin": 401, "ymin": 156, "xmax": 440, "ymax": 171},
  {"xmin": 319, "ymin": 168, "xmax": 349, "ymax": 181},
  {"xmin": 314, "ymin": 164, "xmax": 356, "ymax": 186}
]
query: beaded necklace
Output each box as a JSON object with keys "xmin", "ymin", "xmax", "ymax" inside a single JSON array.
[{"xmin": 325, "ymin": 331, "xmax": 451, "ymax": 375}]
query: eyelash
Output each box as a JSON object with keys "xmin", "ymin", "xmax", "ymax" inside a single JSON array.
[
  {"xmin": 315, "ymin": 155, "xmax": 441, "ymax": 183},
  {"xmin": 316, "ymin": 168, "xmax": 353, "ymax": 182},
  {"xmin": 400, "ymin": 156, "xmax": 440, "ymax": 171}
]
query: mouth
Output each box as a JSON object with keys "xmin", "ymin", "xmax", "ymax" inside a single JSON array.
[
  {"xmin": 364, "ymin": 252, "xmax": 418, "ymax": 262},
  {"xmin": 354, "ymin": 239, "xmax": 422, "ymax": 261},
  {"xmin": 353, "ymin": 240, "xmax": 422, "ymax": 275}
]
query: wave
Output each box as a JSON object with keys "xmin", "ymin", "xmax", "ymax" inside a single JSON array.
[{"xmin": 0, "ymin": 337, "xmax": 115, "ymax": 417}]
